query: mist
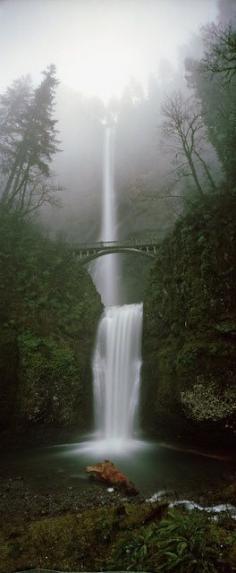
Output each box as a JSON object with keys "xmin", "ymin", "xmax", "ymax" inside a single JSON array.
[
  {"xmin": 1, "ymin": 1, "xmax": 236, "ymax": 565},
  {"xmin": 1, "ymin": 1, "xmax": 226, "ymax": 240},
  {"xmin": 0, "ymin": 0, "xmax": 234, "ymax": 249},
  {"xmin": 0, "ymin": 0, "xmax": 218, "ymax": 98}
]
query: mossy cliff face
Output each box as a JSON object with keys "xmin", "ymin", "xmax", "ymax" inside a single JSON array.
[
  {"xmin": 0, "ymin": 209, "xmax": 102, "ymax": 432},
  {"xmin": 142, "ymin": 192, "xmax": 236, "ymax": 445}
]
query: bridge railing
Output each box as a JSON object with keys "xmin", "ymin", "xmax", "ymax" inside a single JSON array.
[{"xmin": 76, "ymin": 239, "xmax": 159, "ymax": 250}]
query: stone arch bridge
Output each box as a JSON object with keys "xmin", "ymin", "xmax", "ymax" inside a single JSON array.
[{"xmin": 74, "ymin": 240, "xmax": 159, "ymax": 264}]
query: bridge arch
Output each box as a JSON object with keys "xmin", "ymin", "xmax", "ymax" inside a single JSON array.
[
  {"xmin": 78, "ymin": 247, "xmax": 156, "ymax": 264},
  {"xmin": 73, "ymin": 240, "xmax": 159, "ymax": 264}
]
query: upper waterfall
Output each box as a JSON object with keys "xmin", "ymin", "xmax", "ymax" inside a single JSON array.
[
  {"xmin": 92, "ymin": 125, "xmax": 120, "ymax": 306},
  {"xmin": 102, "ymin": 126, "xmax": 116, "ymax": 245}
]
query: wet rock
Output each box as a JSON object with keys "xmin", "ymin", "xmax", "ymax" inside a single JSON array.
[
  {"xmin": 142, "ymin": 502, "xmax": 169, "ymax": 524},
  {"xmin": 86, "ymin": 459, "xmax": 139, "ymax": 495},
  {"xmin": 220, "ymin": 482, "xmax": 236, "ymax": 504},
  {"xmin": 116, "ymin": 504, "xmax": 127, "ymax": 516},
  {"xmin": 142, "ymin": 193, "xmax": 236, "ymax": 447}
]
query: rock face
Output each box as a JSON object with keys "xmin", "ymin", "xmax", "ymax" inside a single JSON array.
[
  {"xmin": 142, "ymin": 192, "xmax": 236, "ymax": 446},
  {"xmin": 0, "ymin": 209, "xmax": 103, "ymax": 434},
  {"xmin": 16, "ymin": 259, "xmax": 102, "ymax": 429},
  {"xmin": 86, "ymin": 460, "xmax": 139, "ymax": 495}
]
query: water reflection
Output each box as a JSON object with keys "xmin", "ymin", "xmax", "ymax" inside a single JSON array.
[{"xmin": 1, "ymin": 436, "xmax": 233, "ymax": 497}]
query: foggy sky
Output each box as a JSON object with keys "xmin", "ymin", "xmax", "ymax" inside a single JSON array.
[{"xmin": 0, "ymin": 0, "xmax": 218, "ymax": 101}]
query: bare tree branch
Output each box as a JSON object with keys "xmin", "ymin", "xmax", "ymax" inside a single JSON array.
[
  {"xmin": 162, "ymin": 91, "xmax": 217, "ymax": 196},
  {"xmin": 202, "ymin": 23, "xmax": 236, "ymax": 82}
]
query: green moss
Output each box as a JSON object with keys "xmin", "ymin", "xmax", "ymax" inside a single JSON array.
[
  {"xmin": 0, "ymin": 208, "xmax": 102, "ymax": 431},
  {"xmin": 142, "ymin": 192, "xmax": 236, "ymax": 443},
  {"xmin": 1, "ymin": 503, "xmax": 235, "ymax": 573},
  {"xmin": 17, "ymin": 334, "xmax": 84, "ymax": 424},
  {"xmin": 0, "ymin": 329, "xmax": 18, "ymax": 429}
]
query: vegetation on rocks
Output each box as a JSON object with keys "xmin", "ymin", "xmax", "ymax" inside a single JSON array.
[
  {"xmin": 0, "ymin": 207, "xmax": 102, "ymax": 432},
  {"xmin": 181, "ymin": 380, "xmax": 236, "ymax": 423},
  {"xmin": 142, "ymin": 191, "xmax": 236, "ymax": 445},
  {"xmin": 0, "ymin": 500, "xmax": 235, "ymax": 573}
]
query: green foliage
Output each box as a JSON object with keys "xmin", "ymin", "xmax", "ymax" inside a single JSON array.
[
  {"xmin": 142, "ymin": 191, "xmax": 236, "ymax": 442},
  {"xmin": 1, "ymin": 503, "xmax": 235, "ymax": 573},
  {"xmin": 0, "ymin": 207, "xmax": 102, "ymax": 429},
  {"xmin": 109, "ymin": 508, "xmax": 235, "ymax": 572},
  {"xmin": 18, "ymin": 332, "xmax": 82, "ymax": 424},
  {"xmin": 0, "ymin": 65, "xmax": 60, "ymax": 214}
]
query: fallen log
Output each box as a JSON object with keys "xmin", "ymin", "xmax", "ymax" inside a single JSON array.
[{"xmin": 85, "ymin": 459, "xmax": 139, "ymax": 495}]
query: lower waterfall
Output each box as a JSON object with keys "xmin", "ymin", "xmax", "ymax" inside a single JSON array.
[{"xmin": 93, "ymin": 303, "xmax": 143, "ymax": 443}]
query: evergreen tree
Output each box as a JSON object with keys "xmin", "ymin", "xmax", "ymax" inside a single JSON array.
[
  {"xmin": 0, "ymin": 76, "xmax": 32, "ymax": 188},
  {"xmin": 0, "ymin": 64, "xmax": 60, "ymax": 214}
]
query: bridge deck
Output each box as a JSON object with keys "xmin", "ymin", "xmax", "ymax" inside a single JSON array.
[
  {"xmin": 73, "ymin": 240, "xmax": 159, "ymax": 262},
  {"xmin": 75, "ymin": 239, "xmax": 159, "ymax": 250}
]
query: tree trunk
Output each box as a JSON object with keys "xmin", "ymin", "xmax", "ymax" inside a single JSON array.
[
  {"xmin": 1, "ymin": 144, "xmax": 26, "ymax": 203},
  {"xmin": 183, "ymin": 140, "xmax": 204, "ymax": 197},
  {"xmin": 194, "ymin": 150, "xmax": 217, "ymax": 191}
]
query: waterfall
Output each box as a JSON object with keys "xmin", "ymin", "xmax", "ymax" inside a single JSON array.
[
  {"xmin": 92, "ymin": 123, "xmax": 143, "ymax": 445},
  {"xmin": 93, "ymin": 304, "xmax": 143, "ymax": 441},
  {"xmin": 92, "ymin": 126, "xmax": 119, "ymax": 306}
]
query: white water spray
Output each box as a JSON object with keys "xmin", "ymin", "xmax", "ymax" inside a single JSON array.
[
  {"xmin": 92, "ymin": 126, "xmax": 119, "ymax": 306},
  {"xmin": 92, "ymin": 124, "xmax": 143, "ymax": 446},
  {"xmin": 93, "ymin": 303, "xmax": 143, "ymax": 441}
]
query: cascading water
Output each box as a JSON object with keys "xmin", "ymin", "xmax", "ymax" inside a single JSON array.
[
  {"xmin": 93, "ymin": 303, "xmax": 143, "ymax": 442},
  {"xmin": 91, "ymin": 125, "xmax": 119, "ymax": 306},
  {"xmin": 55, "ymin": 116, "xmax": 226, "ymax": 501},
  {"xmin": 92, "ymin": 122, "xmax": 144, "ymax": 448}
]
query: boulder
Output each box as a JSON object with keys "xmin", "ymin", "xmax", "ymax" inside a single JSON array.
[{"xmin": 86, "ymin": 459, "xmax": 138, "ymax": 495}]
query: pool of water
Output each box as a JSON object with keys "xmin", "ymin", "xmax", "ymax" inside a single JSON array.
[{"xmin": 1, "ymin": 434, "xmax": 234, "ymax": 497}]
